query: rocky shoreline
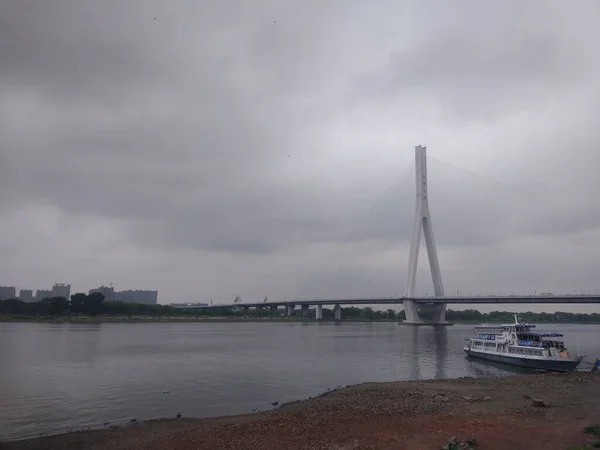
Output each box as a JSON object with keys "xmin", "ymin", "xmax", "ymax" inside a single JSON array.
[{"xmin": 3, "ymin": 372, "xmax": 600, "ymax": 450}]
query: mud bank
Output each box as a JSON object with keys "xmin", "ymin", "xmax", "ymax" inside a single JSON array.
[{"xmin": 4, "ymin": 372, "xmax": 600, "ymax": 450}]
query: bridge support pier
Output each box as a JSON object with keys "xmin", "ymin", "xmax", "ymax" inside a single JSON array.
[
  {"xmin": 301, "ymin": 304, "xmax": 309, "ymax": 318},
  {"xmin": 333, "ymin": 304, "xmax": 342, "ymax": 321},
  {"xmin": 403, "ymin": 145, "xmax": 448, "ymax": 325},
  {"xmin": 270, "ymin": 304, "xmax": 278, "ymax": 312},
  {"xmin": 286, "ymin": 304, "xmax": 295, "ymax": 317},
  {"xmin": 430, "ymin": 303, "xmax": 447, "ymax": 324},
  {"xmin": 402, "ymin": 300, "xmax": 421, "ymax": 324},
  {"xmin": 315, "ymin": 304, "xmax": 323, "ymax": 320}
]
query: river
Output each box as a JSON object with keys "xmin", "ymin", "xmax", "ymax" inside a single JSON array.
[{"xmin": 0, "ymin": 321, "xmax": 598, "ymax": 441}]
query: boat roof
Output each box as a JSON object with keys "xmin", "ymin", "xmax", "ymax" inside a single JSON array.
[
  {"xmin": 474, "ymin": 315, "xmax": 537, "ymax": 329},
  {"xmin": 472, "ymin": 327, "xmax": 563, "ymax": 337},
  {"xmin": 473, "ymin": 323, "xmax": 536, "ymax": 329}
]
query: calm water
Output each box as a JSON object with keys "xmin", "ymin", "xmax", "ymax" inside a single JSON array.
[{"xmin": 1, "ymin": 321, "xmax": 599, "ymax": 441}]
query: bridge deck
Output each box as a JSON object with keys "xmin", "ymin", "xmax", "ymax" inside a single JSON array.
[{"xmin": 198, "ymin": 295, "xmax": 600, "ymax": 309}]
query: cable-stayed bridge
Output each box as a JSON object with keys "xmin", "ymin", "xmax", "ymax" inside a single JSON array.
[{"xmin": 200, "ymin": 146, "xmax": 600, "ymax": 324}]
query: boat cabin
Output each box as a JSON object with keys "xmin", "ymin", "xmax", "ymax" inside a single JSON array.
[
  {"xmin": 468, "ymin": 315, "xmax": 568, "ymax": 357},
  {"xmin": 464, "ymin": 315, "xmax": 582, "ymax": 370}
]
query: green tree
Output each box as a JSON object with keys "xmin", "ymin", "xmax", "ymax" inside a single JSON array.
[
  {"xmin": 361, "ymin": 307, "xmax": 375, "ymax": 319},
  {"xmin": 0, "ymin": 298, "xmax": 24, "ymax": 314},
  {"xmin": 70, "ymin": 293, "xmax": 87, "ymax": 314},
  {"xmin": 40, "ymin": 297, "xmax": 69, "ymax": 315},
  {"xmin": 84, "ymin": 292, "xmax": 105, "ymax": 316}
]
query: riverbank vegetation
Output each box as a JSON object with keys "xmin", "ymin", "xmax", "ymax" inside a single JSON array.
[
  {"xmin": 0, "ymin": 293, "xmax": 174, "ymax": 318},
  {"xmin": 1, "ymin": 296, "xmax": 599, "ymax": 323}
]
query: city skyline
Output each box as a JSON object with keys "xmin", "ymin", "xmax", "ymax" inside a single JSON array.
[
  {"xmin": 0, "ymin": 282, "xmax": 157, "ymax": 303},
  {"xmin": 0, "ymin": 283, "xmax": 156, "ymax": 293}
]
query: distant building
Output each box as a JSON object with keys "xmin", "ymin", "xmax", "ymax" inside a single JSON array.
[
  {"xmin": 19, "ymin": 289, "xmax": 34, "ymax": 302},
  {"xmin": 169, "ymin": 302, "xmax": 208, "ymax": 309},
  {"xmin": 35, "ymin": 289, "xmax": 52, "ymax": 301},
  {"xmin": 89, "ymin": 286, "xmax": 115, "ymax": 302},
  {"xmin": 115, "ymin": 290, "xmax": 158, "ymax": 305},
  {"xmin": 0, "ymin": 286, "xmax": 17, "ymax": 300},
  {"xmin": 51, "ymin": 283, "xmax": 71, "ymax": 300}
]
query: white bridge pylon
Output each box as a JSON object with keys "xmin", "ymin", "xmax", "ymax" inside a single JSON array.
[{"xmin": 403, "ymin": 145, "xmax": 447, "ymax": 324}]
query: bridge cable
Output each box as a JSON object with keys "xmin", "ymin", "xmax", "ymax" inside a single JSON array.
[
  {"xmin": 427, "ymin": 156, "xmax": 600, "ymax": 258},
  {"xmin": 425, "ymin": 157, "xmax": 600, "ymax": 294}
]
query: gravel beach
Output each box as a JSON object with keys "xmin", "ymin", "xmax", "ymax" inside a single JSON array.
[{"xmin": 4, "ymin": 372, "xmax": 600, "ymax": 450}]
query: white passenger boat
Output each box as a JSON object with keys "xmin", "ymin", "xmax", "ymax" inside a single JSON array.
[{"xmin": 463, "ymin": 315, "xmax": 583, "ymax": 372}]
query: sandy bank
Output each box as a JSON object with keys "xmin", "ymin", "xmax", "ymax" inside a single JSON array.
[{"xmin": 3, "ymin": 372, "xmax": 600, "ymax": 450}]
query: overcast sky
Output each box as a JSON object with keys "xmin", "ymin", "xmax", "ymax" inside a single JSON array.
[{"xmin": 1, "ymin": 0, "xmax": 600, "ymax": 313}]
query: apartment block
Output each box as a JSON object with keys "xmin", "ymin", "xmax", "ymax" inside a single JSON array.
[
  {"xmin": 0, "ymin": 286, "xmax": 17, "ymax": 300},
  {"xmin": 115, "ymin": 290, "xmax": 158, "ymax": 305},
  {"xmin": 35, "ymin": 290, "xmax": 52, "ymax": 300},
  {"xmin": 19, "ymin": 289, "xmax": 34, "ymax": 302},
  {"xmin": 51, "ymin": 283, "xmax": 71, "ymax": 300},
  {"xmin": 89, "ymin": 286, "xmax": 115, "ymax": 302}
]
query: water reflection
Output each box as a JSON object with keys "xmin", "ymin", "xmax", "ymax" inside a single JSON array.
[
  {"xmin": 408, "ymin": 327, "xmax": 421, "ymax": 380},
  {"xmin": 433, "ymin": 327, "xmax": 448, "ymax": 379},
  {"xmin": 63, "ymin": 323, "xmax": 103, "ymax": 363},
  {"xmin": 466, "ymin": 356, "xmax": 539, "ymax": 377}
]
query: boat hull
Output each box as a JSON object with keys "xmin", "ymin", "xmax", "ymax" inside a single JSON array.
[{"xmin": 464, "ymin": 348, "xmax": 582, "ymax": 372}]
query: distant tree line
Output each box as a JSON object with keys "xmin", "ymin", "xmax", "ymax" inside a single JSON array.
[
  {"xmin": 0, "ymin": 293, "xmax": 175, "ymax": 317},
  {"xmin": 1, "ymin": 296, "xmax": 73, "ymax": 316},
  {"xmin": 1, "ymin": 296, "xmax": 599, "ymax": 323},
  {"xmin": 443, "ymin": 308, "xmax": 600, "ymax": 324}
]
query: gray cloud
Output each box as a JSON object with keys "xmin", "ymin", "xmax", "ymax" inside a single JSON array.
[
  {"xmin": 1, "ymin": 0, "xmax": 600, "ymax": 311},
  {"xmin": 0, "ymin": 2, "xmax": 176, "ymax": 104},
  {"xmin": 354, "ymin": 27, "xmax": 590, "ymax": 123}
]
